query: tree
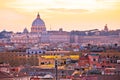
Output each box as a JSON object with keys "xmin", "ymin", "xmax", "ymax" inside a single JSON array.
[{"xmin": 27, "ymin": 55, "xmax": 39, "ymax": 66}]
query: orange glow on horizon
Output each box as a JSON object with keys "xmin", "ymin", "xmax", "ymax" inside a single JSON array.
[{"xmin": 0, "ymin": 0, "xmax": 120, "ymax": 32}]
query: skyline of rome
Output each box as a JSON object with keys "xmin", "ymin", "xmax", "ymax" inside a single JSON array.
[{"xmin": 0, "ymin": 0, "xmax": 120, "ymax": 32}]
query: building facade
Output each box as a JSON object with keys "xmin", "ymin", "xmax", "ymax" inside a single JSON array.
[
  {"xmin": 10, "ymin": 13, "xmax": 120, "ymax": 46},
  {"xmin": 11, "ymin": 33, "xmax": 41, "ymax": 44},
  {"xmin": 48, "ymin": 29, "xmax": 70, "ymax": 43}
]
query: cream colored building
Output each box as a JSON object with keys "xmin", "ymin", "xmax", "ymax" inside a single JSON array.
[
  {"xmin": 48, "ymin": 29, "xmax": 70, "ymax": 43},
  {"xmin": 79, "ymin": 35, "xmax": 120, "ymax": 46},
  {"xmin": 10, "ymin": 33, "xmax": 41, "ymax": 44}
]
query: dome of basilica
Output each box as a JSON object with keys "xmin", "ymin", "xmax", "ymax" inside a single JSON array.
[
  {"xmin": 31, "ymin": 13, "xmax": 46, "ymax": 33},
  {"xmin": 32, "ymin": 13, "xmax": 45, "ymax": 27}
]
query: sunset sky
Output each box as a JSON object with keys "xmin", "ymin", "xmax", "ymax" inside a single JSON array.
[{"xmin": 0, "ymin": 0, "xmax": 120, "ymax": 32}]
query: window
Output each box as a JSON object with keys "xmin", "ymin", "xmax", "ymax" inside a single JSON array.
[
  {"xmin": 39, "ymin": 51, "xmax": 41, "ymax": 53},
  {"xmin": 41, "ymin": 62, "xmax": 44, "ymax": 65},
  {"xmin": 93, "ymin": 58, "xmax": 96, "ymax": 61}
]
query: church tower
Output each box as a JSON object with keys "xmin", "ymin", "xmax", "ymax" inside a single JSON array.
[{"xmin": 104, "ymin": 24, "xmax": 109, "ymax": 32}]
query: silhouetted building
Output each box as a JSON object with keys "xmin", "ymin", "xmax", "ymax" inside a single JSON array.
[{"xmin": 104, "ymin": 24, "xmax": 109, "ymax": 32}]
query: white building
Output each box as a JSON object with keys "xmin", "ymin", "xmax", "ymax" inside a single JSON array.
[
  {"xmin": 26, "ymin": 47, "xmax": 46, "ymax": 54},
  {"xmin": 11, "ymin": 33, "xmax": 41, "ymax": 44}
]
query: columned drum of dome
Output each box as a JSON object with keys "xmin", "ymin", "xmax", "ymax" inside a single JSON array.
[{"xmin": 31, "ymin": 13, "xmax": 46, "ymax": 33}]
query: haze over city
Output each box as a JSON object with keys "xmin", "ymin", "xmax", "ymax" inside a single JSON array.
[{"xmin": 0, "ymin": 0, "xmax": 120, "ymax": 32}]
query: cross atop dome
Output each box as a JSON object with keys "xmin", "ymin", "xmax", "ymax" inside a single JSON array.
[{"xmin": 37, "ymin": 12, "xmax": 40, "ymax": 18}]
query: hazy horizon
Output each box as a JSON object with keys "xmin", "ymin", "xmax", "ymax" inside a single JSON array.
[{"xmin": 0, "ymin": 0, "xmax": 120, "ymax": 32}]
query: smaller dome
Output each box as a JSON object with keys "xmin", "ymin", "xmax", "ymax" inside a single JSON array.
[{"xmin": 23, "ymin": 28, "xmax": 29, "ymax": 33}]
